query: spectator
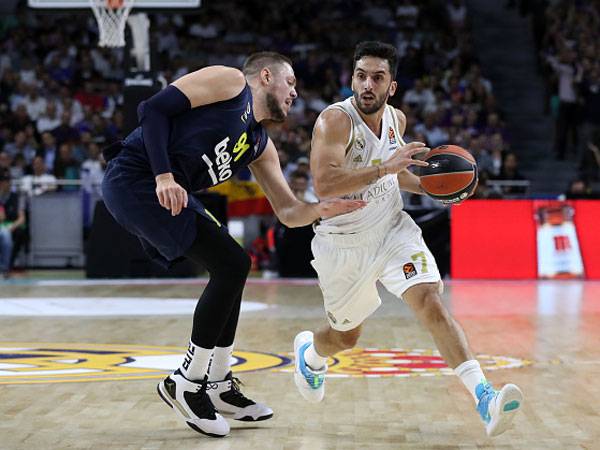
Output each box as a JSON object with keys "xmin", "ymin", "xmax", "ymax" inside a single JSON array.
[
  {"xmin": 52, "ymin": 111, "xmax": 80, "ymax": 145},
  {"xmin": 53, "ymin": 142, "xmax": 80, "ymax": 188},
  {"xmin": 4, "ymin": 130, "xmax": 36, "ymax": 164},
  {"xmin": 402, "ymin": 78, "xmax": 436, "ymax": 114},
  {"xmin": 21, "ymin": 156, "xmax": 57, "ymax": 197},
  {"xmin": 81, "ymin": 142, "xmax": 105, "ymax": 195},
  {"xmin": 546, "ymin": 49, "xmax": 583, "ymax": 159},
  {"xmin": 492, "ymin": 151, "xmax": 528, "ymax": 195},
  {"xmin": 580, "ymin": 129, "xmax": 600, "ymax": 182},
  {"xmin": 414, "ymin": 111, "xmax": 449, "ymax": 147},
  {"xmin": 22, "ymin": 85, "xmax": 47, "ymax": 121},
  {"xmin": 37, "ymin": 102, "xmax": 61, "ymax": 134},
  {"xmin": 38, "ymin": 132, "xmax": 58, "ymax": 173},
  {"xmin": 289, "ymin": 170, "xmax": 318, "ymax": 203},
  {"xmin": 0, "ymin": 169, "xmax": 26, "ymax": 270},
  {"xmin": 0, "ymin": 204, "xmax": 12, "ymax": 278},
  {"xmin": 579, "ymin": 66, "xmax": 600, "ymax": 164},
  {"xmin": 565, "ymin": 179, "xmax": 596, "ymax": 200}
]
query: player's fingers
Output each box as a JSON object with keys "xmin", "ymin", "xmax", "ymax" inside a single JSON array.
[
  {"xmin": 157, "ymin": 189, "xmax": 168, "ymax": 209},
  {"xmin": 408, "ymin": 159, "xmax": 430, "ymax": 167},
  {"xmin": 170, "ymin": 190, "xmax": 182, "ymax": 216},
  {"xmin": 175, "ymin": 189, "xmax": 186, "ymax": 215},
  {"xmin": 405, "ymin": 141, "xmax": 426, "ymax": 150},
  {"xmin": 408, "ymin": 146, "xmax": 430, "ymax": 157},
  {"xmin": 182, "ymin": 190, "xmax": 188, "ymax": 208}
]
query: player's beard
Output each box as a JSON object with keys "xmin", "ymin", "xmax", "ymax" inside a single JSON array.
[
  {"xmin": 265, "ymin": 92, "xmax": 286, "ymax": 122},
  {"xmin": 353, "ymin": 90, "xmax": 389, "ymax": 115}
]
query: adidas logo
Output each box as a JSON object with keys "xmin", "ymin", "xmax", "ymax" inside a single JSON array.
[{"xmin": 353, "ymin": 155, "xmax": 363, "ymax": 163}]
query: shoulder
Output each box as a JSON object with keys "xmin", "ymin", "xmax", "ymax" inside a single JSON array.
[
  {"xmin": 393, "ymin": 107, "xmax": 407, "ymax": 134},
  {"xmin": 172, "ymin": 65, "xmax": 246, "ymax": 107},
  {"xmin": 312, "ymin": 107, "xmax": 353, "ymax": 148},
  {"xmin": 314, "ymin": 107, "xmax": 352, "ymax": 138}
]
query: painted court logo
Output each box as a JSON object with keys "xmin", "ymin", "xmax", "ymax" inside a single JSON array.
[
  {"xmin": 0, "ymin": 343, "xmax": 289, "ymax": 385},
  {"xmin": 0, "ymin": 343, "xmax": 532, "ymax": 384},
  {"xmin": 278, "ymin": 348, "xmax": 532, "ymax": 378}
]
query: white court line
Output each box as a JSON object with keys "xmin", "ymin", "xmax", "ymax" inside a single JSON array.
[
  {"xmin": 0, "ymin": 297, "xmax": 270, "ymax": 316},
  {"xmin": 1, "ymin": 278, "xmax": 320, "ymax": 287}
]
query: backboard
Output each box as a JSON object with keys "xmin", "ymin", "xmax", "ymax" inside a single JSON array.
[{"xmin": 28, "ymin": 0, "xmax": 200, "ymax": 9}]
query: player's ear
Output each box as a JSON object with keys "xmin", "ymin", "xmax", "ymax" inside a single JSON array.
[
  {"xmin": 389, "ymin": 80, "xmax": 397, "ymax": 96},
  {"xmin": 260, "ymin": 67, "xmax": 272, "ymax": 86}
]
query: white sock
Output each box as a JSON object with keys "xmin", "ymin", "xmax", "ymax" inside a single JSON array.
[
  {"xmin": 180, "ymin": 340, "xmax": 213, "ymax": 382},
  {"xmin": 454, "ymin": 359, "xmax": 487, "ymax": 403},
  {"xmin": 208, "ymin": 344, "xmax": 234, "ymax": 381},
  {"xmin": 304, "ymin": 343, "xmax": 328, "ymax": 370}
]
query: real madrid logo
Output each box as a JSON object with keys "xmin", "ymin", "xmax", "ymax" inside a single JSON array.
[
  {"xmin": 354, "ymin": 134, "xmax": 366, "ymax": 152},
  {"xmin": 277, "ymin": 348, "xmax": 533, "ymax": 378},
  {"xmin": 0, "ymin": 343, "xmax": 290, "ymax": 385},
  {"xmin": 0, "ymin": 344, "xmax": 532, "ymax": 384}
]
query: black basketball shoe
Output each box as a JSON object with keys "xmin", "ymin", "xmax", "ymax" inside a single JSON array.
[
  {"xmin": 207, "ymin": 372, "xmax": 273, "ymax": 421},
  {"xmin": 157, "ymin": 369, "xmax": 229, "ymax": 437}
]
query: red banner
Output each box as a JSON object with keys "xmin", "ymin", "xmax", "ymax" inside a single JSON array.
[{"xmin": 450, "ymin": 200, "xmax": 600, "ymax": 279}]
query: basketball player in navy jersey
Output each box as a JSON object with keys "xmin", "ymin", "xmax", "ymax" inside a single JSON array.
[
  {"xmin": 292, "ymin": 41, "xmax": 523, "ymax": 437},
  {"xmin": 102, "ymin": 52, "xmax": 365, "ymax": 438}
]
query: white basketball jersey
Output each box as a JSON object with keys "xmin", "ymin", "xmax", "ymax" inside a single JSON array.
[{"xmin": 316, "ymin": 97, "xmax": 406, "ymax": 234}]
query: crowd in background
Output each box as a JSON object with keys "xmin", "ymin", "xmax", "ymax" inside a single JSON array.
[
  {"xmin": 0, "ymin": 0, "xmax": 537, "ymax": 275},
  {"xmin": 531, "ymin": 0, "xmax": 600, "ymax": 197}
]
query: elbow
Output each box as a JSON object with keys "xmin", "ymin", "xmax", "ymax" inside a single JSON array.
[
  {"xmin": 278, "ymin": 210, "xmax": 301, "ymax": 228},
  {"xmin": 313, "ymin": 179, "xmax": 332, "ymax": 199}
]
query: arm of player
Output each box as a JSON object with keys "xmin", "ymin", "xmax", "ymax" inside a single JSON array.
[
  {"xmin": 397, "ymin": 169, "xmax": 426, "ymax": 194},
  {"xmin": 249, "ymin": 139, "xmax": 366, "ymax": 227},
  {"xmin": 311, "ymin": 109, "xmax": 429, "ymax": 199},
  {"xmin": 394, "ymin": 108, "xmax": 426, "ymax": 195},
  {"xmin": 146, "ymin": 66, "xmax": 246, "ymax": 216}
]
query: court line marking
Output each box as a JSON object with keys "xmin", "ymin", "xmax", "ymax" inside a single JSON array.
[{"xmin": 1, "ymin": 278, "xmax": 320, "ymax": 287}]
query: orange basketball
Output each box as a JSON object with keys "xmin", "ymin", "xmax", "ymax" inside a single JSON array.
[{"xmin": 419, "ymin": 145, "xmax": 478, "ymax": 203}]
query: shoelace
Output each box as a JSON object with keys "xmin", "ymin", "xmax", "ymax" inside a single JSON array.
[
  {"xmin": 221, "ymin": 376, "xmax": 254, "ymax": 407},
  {"xmin": 476, "ymin": 383, "xmax": 496, "ymax": 423},
  {"xmin": 184, "ymin": 380, "xmax": 216, "ymax": 418}
]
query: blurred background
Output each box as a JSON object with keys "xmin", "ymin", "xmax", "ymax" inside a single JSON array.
[{"xmin": 0, "ymin": 0, "xmax": 598, "ymax": 281}]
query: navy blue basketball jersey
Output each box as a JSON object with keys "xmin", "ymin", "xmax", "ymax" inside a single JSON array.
[{"xmin": 120, "ymin": 83, "xmax": 268, "ymax": 191}]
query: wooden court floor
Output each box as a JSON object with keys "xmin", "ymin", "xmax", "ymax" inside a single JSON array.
[{"xmin": 0, "ymin": 278, "xmax": 599, "ymax": 449}]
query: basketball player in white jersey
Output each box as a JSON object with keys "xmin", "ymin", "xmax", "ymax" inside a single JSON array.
[{"xmin": 293, "ymin": 41, "xmax": 523, "ymax": 437}]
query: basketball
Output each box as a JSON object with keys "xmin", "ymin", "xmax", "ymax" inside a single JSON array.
[{"xmin": 419, "ymin": 145, "xmax": 478, "ymax": 203}]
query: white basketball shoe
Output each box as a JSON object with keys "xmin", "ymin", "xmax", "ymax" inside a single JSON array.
[
  {"xmin": 476, "ymin": 382, "xmax": 523, "ymax": 437},
  {"xmin": 293, "ymin": 331, "xmax": 327, "ymax": 403},
  {"xmin": 157, "ymin": 370, "xmax": 230, "ymax": 438}
]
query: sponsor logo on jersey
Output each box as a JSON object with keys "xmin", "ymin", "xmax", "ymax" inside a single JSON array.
[
  {"xmin": 403, "ymin": 262, "xmax": 417, "ymax": 279},
  {"xmin": 388, "ymin": 127, "xmax": 396, "ymax": 145},
  {"xmin": 203, "ymin": 133, "xmax": 251, "ymax": 185},
  {"xmin": 344, "ymin": 177, "xmax": 396, "ymax": 202},
  {"xmin": 240, "ymin": 102, "xmax": 251, "ymax": 123}
]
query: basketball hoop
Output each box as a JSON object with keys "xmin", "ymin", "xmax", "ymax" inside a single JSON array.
[{"xmin": 89, "ymin": 0, "xmax": 135, "ymax": 47}]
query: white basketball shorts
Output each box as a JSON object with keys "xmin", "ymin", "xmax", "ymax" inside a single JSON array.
[{"xmin": 311, "ymin": 210, "xmax": 442, "ymax": 331}]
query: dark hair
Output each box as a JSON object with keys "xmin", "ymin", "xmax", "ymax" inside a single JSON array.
[
  {"xmin": 242, "ymin": 51, "xmax": 293, "ymax": 77},
  {"xmin": 0, "ymin": 168, "xmax": 10, "ymax": 182},
  {"xmin": 290, "ymin": 170, "xmax": 309, "ymax": 181},
  {"xmin": 353, "ymin": 41, "xmax": 398, "ymax": 79}
]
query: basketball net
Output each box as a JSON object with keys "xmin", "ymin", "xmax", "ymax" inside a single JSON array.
[{"xmin": 89, "ymin": 0, "xmax": 135, "ymax": 47}]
